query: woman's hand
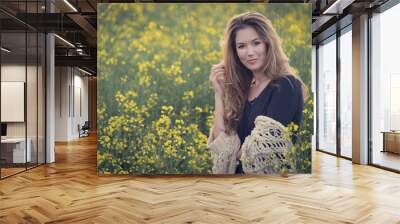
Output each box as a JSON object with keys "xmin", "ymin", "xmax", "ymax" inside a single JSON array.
[
  {"xmin": 209, "ymin": 62, "xmax": 226, "ymax": 97},
  {"xmin": 208, "ymin": 62, "xmax": 227, "ymax": 141}
]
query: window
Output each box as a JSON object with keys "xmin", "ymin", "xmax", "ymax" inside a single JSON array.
[
  {"xmin": 339, "ymin": 28, "xmax": 352, "ymax": 158},
  {"xmin": 318, "ymin": 36, "xmax": 337, "ymax": 154},
  {"xmin": 371, "ymin": 2, "xmax": 400, "ymax": 171}
]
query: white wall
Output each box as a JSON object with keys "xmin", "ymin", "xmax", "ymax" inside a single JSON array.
[
  {"xmin": 55, "ymin": 66, "xmax": 69, "ymax": 141},
  {"xmin": 1, "ymin": 63, "xmax": 46, "ymax": 164},
  {"xmin": 1, "ymin": 65, "xmax": 26, "ymax": 82},
  {"xmin": 73, "ymin": 73, "xmax": 89, "ymax": 138},
  {"xmin": 1, "ymin": 65, "xmax": 26, "ymax": 138},
  {"xmin": 55, "ymin": 67, "xmax": 89, "ymax": 141},
  {"xmin": 1, "ymin": 65, "xmax": 40, "ymax": 137}
]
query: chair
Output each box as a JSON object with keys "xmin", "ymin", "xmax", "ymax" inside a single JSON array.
[{"xmin": 79, "ymin": 121, "xmax": 90, "ymax": 138}]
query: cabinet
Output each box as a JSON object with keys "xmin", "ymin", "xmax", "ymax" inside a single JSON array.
[{"xmin": 1, "ymin": 138, "xmax": 32, "ymax": 164}]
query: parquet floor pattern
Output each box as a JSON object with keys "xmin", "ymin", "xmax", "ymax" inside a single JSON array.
[{"xmin": 1, "ymin": 136, "xmax": 400, "ymax": 223}]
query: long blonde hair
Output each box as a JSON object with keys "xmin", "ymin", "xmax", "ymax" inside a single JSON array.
[{"xmin": 222, "ymin": 11, "xmax": 307, "ymax": 133}]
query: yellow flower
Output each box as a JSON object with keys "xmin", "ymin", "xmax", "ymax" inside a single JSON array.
[
  {"xmin": 120, "ymin": 75, "xmax": 128, "ymax": 83},
  {"xmin": 175, "ymin": 119, "xmax": 184, "ymax": 126},
  {"xmin": 139, "ymin": 75, "xmax": 152, "ymax": 87},
  {"xmin": 175, "ymin": 76, "xmax": 187, "ymax": 85},
  {"xmin": 161, "ymin": 105, "xmax": 174, "ymax": 114},
  {"xmin": 148, "ymin": 21, "xmax": 157, "ymax": 29},
  {"xmin": 182, "ymin": 90, "xmax": 194, "ymax": 101},
  {"xmin": 194, "ymin": 107, "xmax": 203, "ymax": 113}
]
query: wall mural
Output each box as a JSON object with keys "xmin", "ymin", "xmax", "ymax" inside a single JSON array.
[{"xmin": 97, "ymin": 3, "xmax": 312, "ymax": 175}]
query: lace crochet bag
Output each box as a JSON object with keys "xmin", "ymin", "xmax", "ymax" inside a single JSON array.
[
  {"xmin": 207, "ymin": 131, "xmax": 241, "ymax": 174},
  {"xmin": 207, "ymin": 116, "xmax": 292, "ymax": 174},
  {"xmin": 240, "ymin": 116, "xmax": 292, "ymax": 174}
]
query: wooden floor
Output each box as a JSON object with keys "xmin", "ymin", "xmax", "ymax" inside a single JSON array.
[
  {"xmin": 0, "ymin": 167, "xmax": 26, "ymax": 178},
  {"xmin": 372, "ymin": 150, "xmax": 400, "ymax": 171},
  {"xmin": 1, "ymin": 163, "xmax": 45, "ymax": 178},
  {"xmin": 1, "ymin": 136, "xmax": 400, "ymax": 223}
]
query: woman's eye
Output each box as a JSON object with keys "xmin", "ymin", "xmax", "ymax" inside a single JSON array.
[
  {"xmin": 254, "ymin": 41, "xmax": 261, "ymax": 45},
  {"xmin": 237, "ymin": 45, "xmax": 244, "ymax": 49}
]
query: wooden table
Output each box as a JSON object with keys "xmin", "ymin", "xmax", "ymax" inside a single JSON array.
[{"xmin": 381, "ymin": 131, "xmax": 400, "ymax": 154}]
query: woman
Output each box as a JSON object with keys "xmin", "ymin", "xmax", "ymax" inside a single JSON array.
[{"xmin": 208, "ymin": 11, "xmax": 307, "ymax": 174}]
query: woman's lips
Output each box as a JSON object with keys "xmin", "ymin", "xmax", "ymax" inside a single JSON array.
[{"xmin": 247, "ymin": 59, "xmax": 257, "ymax": 64}]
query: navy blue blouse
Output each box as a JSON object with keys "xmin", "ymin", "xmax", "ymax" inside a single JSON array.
[{"xmin": 236, "ymin": 75, "xmax": 304, "ymax": 145}]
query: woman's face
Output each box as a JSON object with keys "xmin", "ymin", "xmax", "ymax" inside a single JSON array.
[{"xmin": 235, "ymin": 26, "xmax": 267, "ymax": 73}]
